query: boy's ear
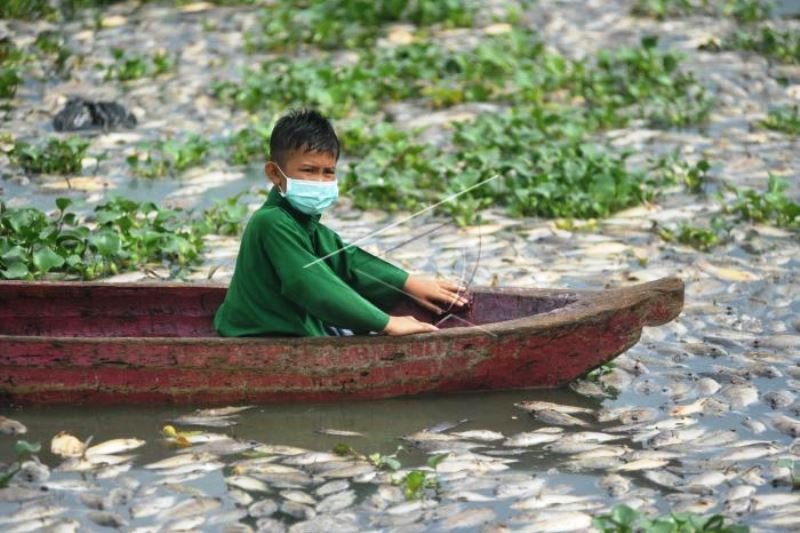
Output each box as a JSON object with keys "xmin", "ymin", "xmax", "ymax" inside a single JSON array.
[{"xmin": 264, "ymin": 161, "xmax": 282, "ymax": 188}]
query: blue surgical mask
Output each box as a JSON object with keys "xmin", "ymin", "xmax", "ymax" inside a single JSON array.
[{"xmin": 276, "ymin": 165, "xmax": 338, "ymax": 216}]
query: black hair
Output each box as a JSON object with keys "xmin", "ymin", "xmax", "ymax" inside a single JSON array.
[{"xmin": 269, "ymin": 109, "xmax": 340, "ymax": 166}]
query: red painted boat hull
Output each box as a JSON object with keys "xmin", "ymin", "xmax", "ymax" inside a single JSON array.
[{"xmin": 0, "ymin": 277, "xmax": 684, "ymax": 405}]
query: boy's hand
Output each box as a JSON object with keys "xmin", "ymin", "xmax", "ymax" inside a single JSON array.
[
  {"xmin": 383, "ymin": 316, "xmax": 439, "ymax": 336},
  {"xmin": 403, "ymin": 276, "xmax": 470, "ymax": 314}
]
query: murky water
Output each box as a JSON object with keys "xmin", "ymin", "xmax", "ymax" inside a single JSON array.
[{"xmin": 2, "ymin": 0, "xmax": 800, "ymax": 531}]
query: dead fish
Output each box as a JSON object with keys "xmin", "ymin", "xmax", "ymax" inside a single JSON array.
[
  {"xmin": 315, "ymin": 480, "xmax": 349, "ymax": 497},
  {"xmin": 763, "ymin": 390, "xmax": 796, "ymax": 409},
  {"xmin": 181, "ymin": 438, "xmax": 256, "ymax": 456},
  {"xmin": 598, "ymin": 474, "xmax": 631, "ymax": 497},
  {"xmin": 669, "ymin": 398, "xmax": 707, "ymax": 417},
  {"xmin": 0, "ymin": 416, "xmax": 27, "ymax": 435},
  {"xmin": 85, "ymin": 438, "xmax": 145, "ymax": 456},
  {"xmin": 423, "ymin": 419, "xmax": 470, "ymax": 433},
  {"xmin": 0, "ymin": 503, "xmax": 68, "ymax": 524},
  {"xmin": 511, "ymin": 493, "xmax": 595, "ymax": 511},
  {"xmin": 695, "ymin": 377, "xmax": 722, "ymax": 395},
  {"xmin": 169, "ymin": 415, "xmax": 238, "ymax": 427},
  {"xmin": 771, "ymin": 414, "xmax": 800, "ymax": 437},
  {"xmin": 50, "ymin": 432, "xmax": 86, "ymax": 458},
  {"xmin": 619, "ymin": 408, "xmax": 657, "ymax": 425},
  {"xmin": 503, "ymin": 430, "xmax": 562, "ymax": 447},
  {"xmin": 313, "ymin": 428, "xmax": 365, "ymax": 437},
  {"xmin": 510, "ymin": 511, "xmax": 593, "ymax": 532},
  {"xmin": 685, "ymin": 470, "xmax": 734, "ymax": 493},
  {"xmin": 742, "ymin": 417, "xmax": 767, "ymax": 434},
  {"xmin": 280, "ymin": 490, "xmax": 316, "ymax": 506},
  {"xmin": 691, "ymin": 429, "xmax": 740, "ymax": 448},
  {"xmin": 600, "ymin": 368, "xmax": 633, "ymax": 391},
  {"xmin": 721, "ymin": 384, "xmax": 759, "ymax": 408},
  {"xmin": 569, "ymin": 380, "xmax": 610, "ymax": 398},
  {"xmin": 87, "ymin": 511, "xmax": 127, "ymax": 529},
  {"xmin": 226, "ymin": 475, "xmax": 270, "ymax": 493},
  {"xmin": 570, "ymin": 446, "xmax": 628, "ymax": 461},
  {"xmin": 718, "ymin": 443, "xmax": 781, "ymax": 462},
  {"xmin": 495, "ymin": 478, "xmax": 547, "ymax": 499},
  {"xmin": 564, "ymin": 456, "xmax": 624, "ymax": 472},
  {"xmin": 725, "ymin": 485, "xmax": 756, "ymax": 502},
  {"xmin": 642, "ymin": 469, "xmax": 683, "ymax": 490},
  {"xmin": 544, "ymin": 441, "xmax": 607, "ymax": 455},
  {"xmin": 529, "ymin": 409, "xmax": 589, "ymax": 427},
  {"xmin": 130, "ymin": 496, "xmax": 177, "ymax": 519},
  {"xmin": 451, "ymin": 430, "xmax": 505, "ymax": 441},
  {"xmin": 514, "ymin": 401, "xmax": 594, "ymax": 414},
  {"xmin": 440, "ymin": 508, "xmax": 496, "ymax": 529},
  {"xmin": 750, "ymin": 493, "xmax": 800, "ymax": 511},
  {"xmin": 17, "ymin": 460, "xmax": 49, "ymax": 484},
  {"xmin": 403, "ymin": 431, "xmax": 459, "ymax": 442},
  {"xmin": 283, "ymin": 452, "xmax": 343, "ymax": 466},
  {"xmin": 701, "ymin": 397, "xmax": 730, "ymax": 416},
  {"xmin": 315, "ymin": 489, "xmax": 356, "ymax": 513},
  {"xmin": 279, "ymin": 501, "xmax": 316, "ymax": 520},
  {"xmin": 193, "ymin": 406, "xmax": 254, "ymax": 417},
  {"xmin": 649, "ymin": 428, "xmax": 706, "ymax": 449},
  {"xmin": 144, "ymin": 452, "xmax": 218, "ymax": 470},
  {"xmin": 158, "ymin": 496, "xmax": 222, "ymax": 520},
  {"xmin": 251, "ymin": 444, "xmax": 309, "ymax": 456},
  {"xmin": 248, "ymin": 499, "xmax": 279, "ymax": 518},
  {"xmin": 613, "ymin": 459, "xmax": 669, "ymax": 472}
]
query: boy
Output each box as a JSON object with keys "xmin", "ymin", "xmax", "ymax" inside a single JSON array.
[{"xmin": 214, "ymin": 109, "xmax": 467, "ymax": 337}]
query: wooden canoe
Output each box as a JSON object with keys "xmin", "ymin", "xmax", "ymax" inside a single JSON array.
[{"xmin": 0, "ymin": 277, "xmax": 683, "ymax": 406}]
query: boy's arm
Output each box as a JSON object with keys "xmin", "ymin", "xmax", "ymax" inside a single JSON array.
[
  {"xmin": 342, "ymin": 244, "xmax": 409, "ymax": 309},
  {"xmin": 265, "ymin": 220, "xmax": 393, "ymax": 332}
]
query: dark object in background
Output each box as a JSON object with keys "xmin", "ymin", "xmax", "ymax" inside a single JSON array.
[{"xmin": 53, "ymin": 97, "xmax": 137, "ymax": 132}]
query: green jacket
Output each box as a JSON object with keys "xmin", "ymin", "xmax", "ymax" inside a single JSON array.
[{"xmin": 213, "ymin": 188, "xmax": 409, "ymax": 337}]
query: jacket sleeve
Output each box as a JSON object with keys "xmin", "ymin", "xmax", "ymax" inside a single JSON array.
[
  {"xmin": 340, "ymin": 242, "xmax": 410, "ymax": 310},
  {"xmin": 263, "ymin": 218, "xmax": 392, "ymax": 332}
]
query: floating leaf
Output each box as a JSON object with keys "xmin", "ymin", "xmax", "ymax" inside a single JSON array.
[{"xmin": 14, "ymin": 440, "xmax": 42, "ymax": 455}]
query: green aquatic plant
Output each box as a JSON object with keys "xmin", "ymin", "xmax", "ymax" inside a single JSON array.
[
  {"xmin": 631, "ymin": 0, "xmax": 771, "ymax": 22},
  {"xmin": 658, "ymin": 220, "xmax": 728, "ymax": 251},
  {"xmin": 244, "ymin": 0, "xmax": 488, "ymax": 53},
  {"xmin": 725, "ymin": 174, "xmax": 800, "ymax": 228},
  {"xmin": 0, "ymin": 197, "xmax": 212, "ymax": 280},
  {"xmin": 578, "ymin": 36, "xmax": 713, "ymax": 127},
  {"xmin": 127, "ymin": 134, "xmax": 211, "ymax": 178},
  {"xmin": 711, "ymin": 26, "xmax": 800, "ymax": 64},
  {"xmin": 226, "ymin": 123, "xmax": 272, "ymax": 165},
  {"xmin": 760, "ymin": 105, "xmax": 800, "ymax": 134},
  {"xmin": 593, "ymin": 504, "xmax": 749, "ymax": 533},
  {"xmin": 341, "ymin": 107, "xmax": 677, "ymax": 225},
  {"xmin": 0, "ymin": 440, "xmax": 42, "ymax": 489},
  {"xmin": 102, "ymin": 48, "xmax": 175, "ymax": 82},
  {"xmin": 202, "ymin": 193, "xmax": 249, "ymax": 236},
  {"xmin": 10, "ymin": 137, "xmax": 91, "ymax": 175},
  {"xmin": 33, "ymin": 31, "xmax": 73, "ymax": 76},
  {"xmin": 0, "ymin": 39, "xmax": 27, "ymax": 100}
]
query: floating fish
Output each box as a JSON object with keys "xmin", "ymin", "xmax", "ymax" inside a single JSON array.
[
  {"xmin": 193, "ymin": 406, "xmax": 254, "ymax": 417},
  {"xmin": 313, "ymin": 428, "xmax": 366, "ymax": 437},
  {"xmin": 529, "ymin": 409, "xmax": 589, "ymax": 427},
  {"xmin": 423, "ymin": 419, "xmax": 470, "ymax": 433},
  {"xmin": 0, "ymin": 416, "xmax": 27, "ymax": 435},
  {"xmin": 514, "ymin": 401, "xmax": 594, "ymax": 414},
  {"xmin": 771, "ymin": 414, "xmax": 800, "ymax": 438},
  {"xmin": 451, "ymin": 430, "xmax": 505, "ymax": 441},
  {"xmin": 85, "ymin": 438, "xmax": 145, "ymax": 456}
]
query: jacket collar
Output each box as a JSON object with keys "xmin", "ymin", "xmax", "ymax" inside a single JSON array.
[{"xmin": 265, "ymin": 186, "xmax": 321, "ymax": 230}]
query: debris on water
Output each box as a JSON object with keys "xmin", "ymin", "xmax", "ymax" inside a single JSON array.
[{"xmin": 52, "ymin": 97, "xmax": 137, "ymax": 132}]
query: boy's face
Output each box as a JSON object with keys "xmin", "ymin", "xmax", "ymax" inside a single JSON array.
[{"xmin": 264, "ymin": 150, "xmax": 337, "ymax": 192}]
